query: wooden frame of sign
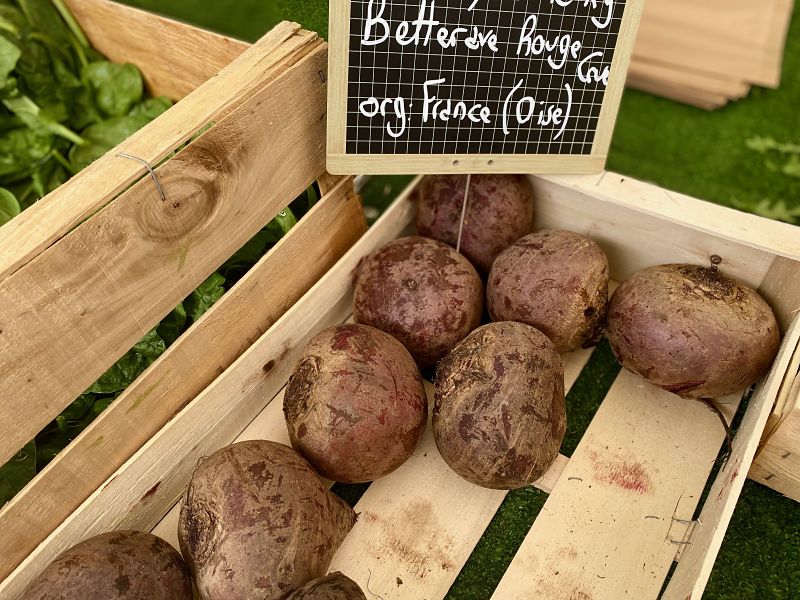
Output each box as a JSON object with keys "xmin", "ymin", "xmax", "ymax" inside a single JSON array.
[{"xmin": 327, "ymin": 0, "xmax": 646, "ymax": 175}]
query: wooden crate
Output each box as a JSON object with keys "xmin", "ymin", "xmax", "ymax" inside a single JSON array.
[
  {"xmin": 3, "ymin": 169, "xmax": 799, "ymax": 599},
  {"xmin": 0, "ymin": 0, "xmax": 366, "ymax": 586}
]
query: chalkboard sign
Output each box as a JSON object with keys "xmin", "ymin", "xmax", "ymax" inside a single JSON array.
[{"xmin": 327, "ymin": 0, "xmax": 644, "ymax": 174}]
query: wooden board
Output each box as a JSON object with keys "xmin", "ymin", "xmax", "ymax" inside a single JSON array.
[
  {"xmin": 326, "ymin": 0, "xmax": 645, "ymax": 175},
  {"xmin": 0, "ymin": 177, "xmax": 420, "ymax": 600},
  {"xmin": 529, "ymin": 172, "xmax": 793, "ymax": 288},
  {"xmin": 0, "ymin": 22, "xmax": 315, "ymax": 282},
  {"xmin": 66, "ymin": 0, "xmax": 249, "ymax": 99},
  {"xmin": 663, "ymin": 314, "xmax": 800, "ymax": 599},
  {"xmin": 0, "ymin": 42, "xmax": 327, "ymax": 467},
  {"xmin": 0, "ymin": 177, "xmax": 365, "ymax": 582},
  {"xmin": 493, "ymin": 371, "xmax": 739, "ymax": 600}
]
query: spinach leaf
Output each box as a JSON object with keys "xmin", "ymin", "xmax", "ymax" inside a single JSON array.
[
  {"xmin": 85, "ymin": 61, "xmax": 143, "ymax": 117},
  {"xmin": 129, "ymin": 96, "xmax": 171, "ymax": 120},
  {"xmin": 0, "ymin": 126, "xmax": 51, "ymax": 177},
  {"xmin": 3, "ymin": 94, "xmax": 84, "ymax": 144},
  {"xmin": 0, "ymin": 186, "xmax": 19, "ymax": 224},
  {"xmin": 87, "ymin": 351, "xmax": 148, "ymax": 395},
  {"xmin": 68, "ymin": 113, "xmax": 149, "ymax": 171},
  {"xmin": 18, "ymin": 0, "xmax": 71, "ymax": 47},
  {"xmin": 157, "ymin": 303, "xmax": 187, "ymax": 346},
  {"xmin": 0, "ymin": 34, "xmax": 19, "ymax": 87},
  {"xmin": 0, "ymin": 6, "xmax": 26, "ymax": 38},
  {"xmin": 185, "ymin": 273, "xmax": 226, "ymax": 322},
  {"xmin": 132, "ymin": 328, "xmax": 166, "ymax": 359},
  {"xmin": 0, "ymin": 440, "xmax": 35, "ymax": 506}
]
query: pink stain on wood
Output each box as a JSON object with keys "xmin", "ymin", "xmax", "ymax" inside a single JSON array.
[{"xmin": 589, "ymin": 450, "xmax": 653, "ymax": 495}]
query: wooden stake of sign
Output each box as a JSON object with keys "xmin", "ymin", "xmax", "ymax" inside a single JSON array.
[{"xmin": 327, "ymin": 0, "xmax": 645, "ymax": 175}]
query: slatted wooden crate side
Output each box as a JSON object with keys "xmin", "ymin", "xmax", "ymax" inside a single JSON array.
[
  {"xmin": 65, "ymin": 0, "xmax": 249, "ymax": 100},
  {"xmin": 0, "ymin": 20, "xmax": 314, "ymax": 282},
  {"xmin": 663, "ymin": 315, "xmax": 800, "ymax": 600},
  {"xmin": 0, "ymin": 176, "xmax": 365, "ymax": 582},
  {"xmin": 0, "ymin": 38, "xmax": 328, "ymax": 467},
  {"xmin": 0, "ymin": 175, "xmax": 412, "ymax": 600}
]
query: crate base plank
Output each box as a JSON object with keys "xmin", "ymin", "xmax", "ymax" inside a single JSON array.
[
  {"xmin": 0, "ymin": 41, "xmax": 328, "ymax": 468},
  {"xmin": 492, "ymin": 371, "xmax": 739, "ymax": 600},
  {"xmin": 0, "ymin": 177, "xmax": 365, "ymax": 582}
]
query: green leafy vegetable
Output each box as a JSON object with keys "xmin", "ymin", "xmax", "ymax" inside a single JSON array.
[
  {"xmin": 84, "ymin": 61, "xmax": 143, "ymax": 117},
  {"xmin": 0, "ymin": 35, "xmax": 20, "ymax": 86},
  {"xmin": 0, "ymin": 441, "xmax": 35, "ymax": 504},
  {"xmin": 68, "ymin": 113, "xmax": 149, "ymax": 170},
  {"xmin": 0, "ymin": 186, "xmax": 19, "ymax": 224},
  {"xmin": 185, "ymin": 273, "xmax": 226, "ymax": 322}
]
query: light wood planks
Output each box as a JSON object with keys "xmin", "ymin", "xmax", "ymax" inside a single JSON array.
[
  {"xmin": 531, "ymin": 172, "xmax": 800, "ymax": 287},
  {"xmin": 0, "ymin": 178, "xmax": 365, "ymax": 582},
  {"xmin": 0, "ymin": 178, "xmax": 421, "ymax": 600},
  {"xmin": 0, "ymin": 44, "xmax": 328, "ymax": 467},
  {"xmin": 663, "ymin": 315, "xmax": 800, "ymax": 599},
  {"xmin": 0, "ymin": 21, "xmax": 314, "ymax": 281},
  {"xmin": 327, "ymin": 349, "xmax": 594, "ymax": 600},
  {"xmin": 66, "ymin": 0, "xmax": 249, "ymax": 99},
  {"xmin": 493, "ymin": 371, "xmax": 740, "ymax": 600}
]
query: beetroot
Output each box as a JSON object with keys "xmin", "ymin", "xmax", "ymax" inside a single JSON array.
[
  {"xmin": 416, "ymin": 174, "xmax": 534, "ymax": 273},
  {"xmin": 607, "ymin": 264, "xmax": 780, "ymax": 399},
  {"xmin": 433, "ymin": 322, "xmax": 566, "ymax": 489},
  {"xmin": 353, "ymin": 236, "xmax": 484, "ymax": 367},
  {"xmin": 287, "ymin": 572, "xmax": 367, "ymax": 599},
  {"xmin": 284, "ymin": 324, "xmax": 427, "ymax": 483},
  {"xmin": 178, "ymin": 441, "xmax": 356, "ymax": 600},
  {"xmin": 23, "ymin": 531, "xmax": 191, "ymax": 600},
  {"xmin": 487, "ymin": 230, "xmax": 609, "ymax": 352}
]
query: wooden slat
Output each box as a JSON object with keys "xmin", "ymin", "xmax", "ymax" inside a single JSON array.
[
  {"xmin": 0, "ymin": 21, "xmax": 312, "ymax": 282},
  {"xmin": 758, "ymin": 256, "xmax": 800, "ymax": 333},
  {"xmin": 531, "ymin": 172, "xmax": 799, "ymax": 287},
  {"xmin": 0, "ymin": 42, "xmax": 327, "ymax": 467},
  {"xmin": 66, "ymin": 0, "xmax": 249, "ymax": 99},
  {"xmin": 750, "ymin": 389, "xmax": 800, "ymax": 503},
  {"xmin": 663, "ymin": 315, "xmax": 800, "ymax": 599},
  {"xmin": 0, "ymin": 178, "xmax": 420, "ymax": 600},
  {"xmin": 0, "ymin": 177, "xmax": 365, "ymax": 582},
  {"xmin": 326, "ymin": 349, "xmax": 593, "ymax": 600},
  {"xmin": 492, "ymin": 371, "xmax": 740, "ymax": 600}
]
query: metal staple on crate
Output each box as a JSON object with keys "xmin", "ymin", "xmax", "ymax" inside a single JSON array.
[{"xmin": 117, "ymin": 152, "xmax": 167, "ymax": 202}]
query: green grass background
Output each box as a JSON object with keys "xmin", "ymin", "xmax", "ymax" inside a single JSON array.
[{"xmin": 122, "ymin": 1, "xmax": 800, "ymax": 597}]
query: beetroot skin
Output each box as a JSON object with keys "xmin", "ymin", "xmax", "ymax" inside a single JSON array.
[
  {"xmin": 433, "ymin": 322, "xmax": 566, "ymax": 489},
  {"xmin": 353, "ymin": 236, "xmax": 484, "ymax": 367},
  {"xmin": 23, "ymin": 531, "xmax": 192, "ymax": 600},
  {"xmin": 286, "ymin": 572, "xmax": 367, "ymax": 599},
  {"xmin": 607, "ymin": 264, "xmax": 780, "ymax": 399},
  {"xmin": 178, "ymin": 441, "xmax": 356, "ymax": 600},
  {"xmin": 284, "ymin": 324, "xmax": 427, "ymax": 483},
  {"xmin": 416, "ymin": 174, "xmax": 534, "ymax": 273},
  {"xmin": 488, "ymin": 230, "xmax": 609, "ymax": 353}
]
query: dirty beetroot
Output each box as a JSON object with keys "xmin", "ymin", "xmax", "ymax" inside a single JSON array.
[
  {"xmin": 607, "ymin": 264, "xmax": 780, "ymax": 399},
  {"xmin": 23, "ymin": 531, "xmax": 192, "ymax": 600},
  {"xmin": 284, "ymin": 323, "xmax": 427, "ymax": 483},
  {"xmin": 286, "ymin": 572, "xmax": 367, "ymax": 600},
  {"xmin": 353, "ymin": 236, "xmax": 484, "ymax": 367},
  {"xmin": 434, "ymin": 321, "xmax": 566, "ymax": 489},
  {"xmin": 415, "ymin": 174, "xmax": 535, "ymax": 274},
  {"xmin": 178, "ymin": 440, "xmax": 356, "ymax": 600},
  {"xmin": 488, "ymin": 230, "xmax": 609, "ymax": 353}
]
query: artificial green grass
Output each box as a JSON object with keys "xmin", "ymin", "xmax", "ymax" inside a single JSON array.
[{"xmin": 121, "ymin": 2, "xmax": 800, "ymax": 597}]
